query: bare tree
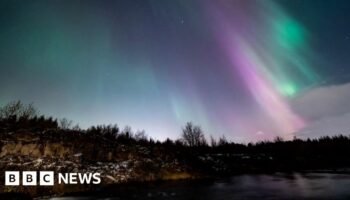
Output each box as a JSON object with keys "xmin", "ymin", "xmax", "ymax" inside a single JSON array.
[
  {"xmin": 181, "ymin": 122, "xmax": 207, "ymax": 147},
  {"xmin": 59, "ymin": 118, "xmax": 73, "ymax": 130},
  {"xmin": 72, "ymin": 124, "xmax": 81, "ymax": 131},
  {"xmin": 135, "ymin": 130, "xmax": 147, "ymax": 141},
  {"xmin": 274, "ymin": 136, "xmax": 284, "ymax": 143},
  {"xmin": 210, "ymin": 135, "xmax": 217, "ymax": 147},
  {"xmin": 122, "ymin": 126, "xmax": 133, "ymax": 138},
  {"xmin": 0, "ymin": 100, "xmax": 37, "ymax": 119},
  {"xmin": 218, "ymin": 135, "xmax": 228, "ymax": 146}
]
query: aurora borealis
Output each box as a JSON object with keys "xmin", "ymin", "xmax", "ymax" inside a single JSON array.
[{"xmin": 1, "ymin": 0, "xmax": 350, "ymax": 142}]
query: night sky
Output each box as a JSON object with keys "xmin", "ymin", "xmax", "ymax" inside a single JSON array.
[{"xmin": 1, "ymin": 0, "xmax": 350, "ymax": 142}]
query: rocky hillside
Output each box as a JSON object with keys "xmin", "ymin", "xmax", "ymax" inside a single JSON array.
[{"xmin": 0, "ymin": 129, "xmax": 195, "ymax": 197}]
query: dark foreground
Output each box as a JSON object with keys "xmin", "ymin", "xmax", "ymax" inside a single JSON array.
[
  {"xmin": 33, "ymin": 172, "xmax": 350, "ymax": 200},
  {"xmin": 2, "ymin": 102, "xmax": 350, "ymax": 199}
]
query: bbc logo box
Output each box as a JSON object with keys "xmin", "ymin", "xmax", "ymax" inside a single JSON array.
[
  {"xmin": 5, "ymin": 171, "xmax": 54, "ymax": 186},
  {"xmin": 5, "ymin": 171, "xmax": 19, "ymax": 186}
]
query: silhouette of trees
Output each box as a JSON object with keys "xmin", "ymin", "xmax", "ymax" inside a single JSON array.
[
  {"xmin": 87, "ymin": 124, "xmax": 119, "ymax": 140},
  {"xmin": 0, "ymin": 101, "xmax": 58, "ymax": 132},
  {"xmin": 115, "ymin": 126, "xmax": 135, "ymax": 144},
  {"xmin": 210, "ymin": 135, "xmax": 217, "ymax": 147},
  {"xmin": 72, "ymin": 124, "xmax": 81, "ymax": 131},
  {"xmin": 0, "ymin": 100, "xmax": 37, "ymax": 120},
  {"xmin": 274, "ymin": 136, "xmax": 284, "ymax": 143},
  {"xmin": 181, "ymin": 122, "xmax": 207, "ymax": 147},
  {"xmin": 218, "ymin": 135, "xmax": 228, "ymax": 146},
  {"xmin": 59, "ymin": 118, "xmax": 73, "ymax": 130},
  {"xmin": 3, "ymin": 100, "xmax": 350, "ymax": 174},
  {"xmin": 135, "ymin": 130, "xmax": 147, "ymax": 141},
  {"xmin": 121, "ymin": 126, "xmax": 133, "ymax": 138}
]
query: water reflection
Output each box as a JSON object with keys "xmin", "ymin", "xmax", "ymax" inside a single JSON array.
[{"xmin": 51, "ymin": 173, "xmax": 350, "ymax": 200}]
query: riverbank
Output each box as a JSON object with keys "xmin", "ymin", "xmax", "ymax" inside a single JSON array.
[{"xmin": 2, "ymin": 127, "xmax": 350, "ymax": 198}]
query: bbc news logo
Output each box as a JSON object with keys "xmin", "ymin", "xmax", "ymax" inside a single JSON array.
[{"xmin": 5, "ymin": 171, "xmax": 101, "ymax": 186}]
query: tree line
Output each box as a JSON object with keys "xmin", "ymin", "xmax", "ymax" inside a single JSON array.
[{"xmin": 1, "ymin": 100, "xmax": 350, "ymax": 158}]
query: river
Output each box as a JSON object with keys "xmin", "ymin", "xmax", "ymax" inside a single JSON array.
[{"xmin": 50, "ymin": 173, "xmax": 350, "ymax": 200}]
